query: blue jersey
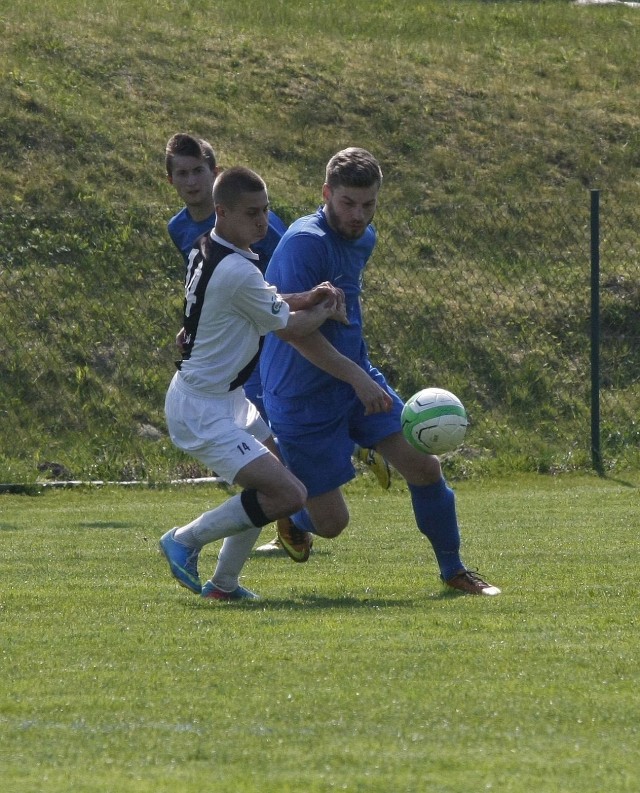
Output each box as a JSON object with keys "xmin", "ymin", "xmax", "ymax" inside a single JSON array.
[
  {"xmin": 168, "ymin": 207, "xmax": 288, "ymax": 270},
  {"xmin": 261, "ymin": 207, "xmax": 376, "ymax": 401}
]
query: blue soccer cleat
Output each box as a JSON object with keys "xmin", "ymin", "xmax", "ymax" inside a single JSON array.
[
  {"xmin": 159, "ymin": 528, "xmax": 202, "ymax": 594},
  {"xmin": 201, "ymin": 580, "xmax": 260, "ymax": 601}
]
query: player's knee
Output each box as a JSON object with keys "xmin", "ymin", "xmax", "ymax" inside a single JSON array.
[
  {"xmin": 280, "ymin": 479, "xmax": 307, "ymax": 515},
  {"xmin": 320, "ymin": 524, "xmax": 346, "ymax": 539},
  {"xmin": 424, "ymin": 454, "xmax": 442, "ymax": 479},
  {"xmin": 314, "ymin": 512, "xmax": 349, "ymax": 539},
  {"xmin": 406, "ymin": 453, "xmax": 442, "ymax": 486}
]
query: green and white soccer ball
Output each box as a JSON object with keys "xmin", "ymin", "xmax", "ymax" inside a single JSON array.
[{"xmin": 401, "ymin": 387, "xmax": 468, "ymax": 455}]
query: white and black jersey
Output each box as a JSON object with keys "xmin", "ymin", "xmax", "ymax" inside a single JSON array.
[{"xmin": 177, "ymin": 231, "xmax": 290, "ymax": 395}]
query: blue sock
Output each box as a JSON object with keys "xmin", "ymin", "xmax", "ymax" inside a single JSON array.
[
  {"xmin": 290, "ymin": 507, "xmax": 317, "ymax": 534},
  {"xmin": 408, "ymin": 479, "xmax": 464, "ymax": 581}
]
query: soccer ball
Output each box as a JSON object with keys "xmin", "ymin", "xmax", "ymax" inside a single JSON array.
[{"xmin": 401, "ymin": 387, "xmax": 468, "ymax": 455}]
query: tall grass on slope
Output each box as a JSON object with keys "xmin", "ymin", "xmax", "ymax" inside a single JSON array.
[{"xmin": 1, "ymin": 0, "xmax": 639, "ymax": 480}]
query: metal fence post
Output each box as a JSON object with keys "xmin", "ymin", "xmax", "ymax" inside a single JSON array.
[{"xmin": 590, "ymin": 189, "xmax": 603, "ymax": 474}]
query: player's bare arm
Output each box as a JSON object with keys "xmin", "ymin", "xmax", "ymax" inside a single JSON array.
[
  {"xmin": 282, "ymin": 282, "xmax": 346, "ymax": 314},
  {"xmin": 286, "ymin": 331, "xmax": 393, "ymax": 416},
  {"xmin": 276, "ymin": 300, "xmax": 348, "ymax": 344}
]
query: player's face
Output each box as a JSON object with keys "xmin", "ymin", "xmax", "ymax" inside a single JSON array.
[
  {"xmin": 168, "ymin": 154, "xmax": 216, "ymax": 210},
  {"xmin": 218, "ymin": 189, "xmax": 270, "ymax": 250},
  {"xmin": 322, "ymin": 183, "xmax": 379, "ymax": 240}
]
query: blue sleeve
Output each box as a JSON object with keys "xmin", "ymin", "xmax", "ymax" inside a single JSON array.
[
  {"xmin": 167, "ymin": 220, "xmax": 183, "ymax": 255},
  {"xmin": 265, "ymin": 233, "xmax": 329, "ymax": 294},
  {"xmin": 267, "ymin": 210, "xmax": 288, "ymax": 235}
]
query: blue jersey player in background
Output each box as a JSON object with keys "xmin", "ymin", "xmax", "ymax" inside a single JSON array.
[
  {"xmin": 166, "ymin": 133, "xmax": 287, "ymax": 268},
  {"xmin": 261, "ymin": 147, "xmax": 501, "ymax": 595}
]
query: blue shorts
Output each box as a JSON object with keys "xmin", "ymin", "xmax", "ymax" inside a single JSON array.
[
  {"xmin": 264, "ymin": 367, "xmax": 404, "ymax": 498},
  {"xmin": 243, "ymin": 367, "xmax": 268, "ymax": 423}
]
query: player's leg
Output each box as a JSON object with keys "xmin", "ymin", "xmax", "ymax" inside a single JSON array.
[
  {"xmin": 273, "ymin": 486, "xmax": 349, "ymax": 562},
  {"xmin": 376, "ymin": 431, "xmax": 461, "ymax": 578},
  {"xmin": 258, "ymin": 437, "xmax": 363, "ymax": 554},
  {"xmin": 290, "ymin": 488, "xmax": 350, "ymax": 539},
  {"xmin": 178, "ymin": 450, "xmax": 306, "ymax": 544},
  {"xmin": 253, "ymin": 434, "xmax": 288, "ymax": 555},
  {"xmin": 267, "ymin": 403, "xmax": 355, "ymax": 560},
  {"xmin": 201, "ymin": 453, "xmax": 307, "ymax": 599},
  {"xmin": 169, "ymin": 450, "xmax": 307, "ymax": 598},
  {"xmin": 354, "ymin": 366, "xmax": 500, "ymax": 595},
  {"xmin": 377, "ymin": 430, "xmax": 500, "ymax": 595},
  {"xmin": 202, "ymin": 532, "xmax": 263, "ymax": 599},
  {"xmin": 379, "ymin": 429, "xmax": 462, "ymax": 578},
  {"xmin": 160, "ymin": 382, "xmax": 304, "ymax": 596},
  {"xmin": 244, "ymin": 378, "xmax": 290, "ymax": 555},
  {"xmin": 375, "ymin": 430, "xmax": 441, "ymax": 485}
]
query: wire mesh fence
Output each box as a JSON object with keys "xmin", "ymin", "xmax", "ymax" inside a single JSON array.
[
  {"xmin": 0, "ymin": 190, "xmax": 638, "ymax": 480},
  {"xmin": 364, "ymin": 192, "xmax": 638, "ymax": 473}
]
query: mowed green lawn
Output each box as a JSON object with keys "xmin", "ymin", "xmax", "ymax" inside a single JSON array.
[{"xmin": 1, "ymin": 472, "xmax": 638, "ymax": 793}]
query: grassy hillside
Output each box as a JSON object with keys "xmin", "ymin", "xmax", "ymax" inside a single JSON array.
[{"xmin": 1, "ymin": 0, "xmax": 639, "ymax": 482}]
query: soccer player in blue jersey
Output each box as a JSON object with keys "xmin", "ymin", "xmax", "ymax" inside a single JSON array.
[
  {"xmin": 159, "ymin": 166, "xmax": 348, "ymax": 599},
  {"xmin": 261, "ymin": 147, "xmax": 501, "ymax": 595},
  {"xmin": 166, "ymin": 133, "xmax": 287, "ymax": 271}
]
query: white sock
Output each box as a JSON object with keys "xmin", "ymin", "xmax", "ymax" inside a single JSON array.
[
  {"xmin": 211, "ymin": 527, "xmax": 262, "ymax": 592},
  {"xmin": 174, "ymin": 494, "xmax": 254, "ymax": 548}
]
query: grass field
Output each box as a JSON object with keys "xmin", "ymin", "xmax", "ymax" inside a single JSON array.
[{"xmin": 1, "ymin": 472, "xmax": 639, "ymax": 792}]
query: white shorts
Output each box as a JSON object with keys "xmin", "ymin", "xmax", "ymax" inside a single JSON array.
[{"xmin": 165, "ymin": 373, "xmax": 272, "ymax": 484}]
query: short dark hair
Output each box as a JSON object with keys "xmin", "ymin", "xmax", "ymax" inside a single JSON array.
[
  {"xmin": 165, "ymin": 133, "xmax": 217, "ymax": 176},
  {"xmin": 325, "ymin": 147, "xmax": 383, "ymax": 190},
  {"xmin": 212, "ymin": 166, "xmax": 267, "ymax": 210}
]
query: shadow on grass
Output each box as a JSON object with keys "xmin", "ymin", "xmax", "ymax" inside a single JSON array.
[
  {"xmin": 188, "ymin": 594, "xmax": 413, "ymax": 611},
  {"xmin": 601, "ymin": 475, "xmax": 638, "ymax": 489},
  {"xmin": 427, "ymin": 589, "xmax": 473, "ymax": 601},
  {"xmin": 250, "ymin": 548, "xmax": 333, "ymax": 562},
  {"xmin": 78, "ymin": 521, "xmax": 134, "ymax": 529}
]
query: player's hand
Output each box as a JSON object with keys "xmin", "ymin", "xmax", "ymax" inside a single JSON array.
[
  {"xmin": 307, "ymin": 282, "xmax": 346, "ymax": 309},
  {"xmin": 351, "ymin": 370, "xmax": 394, "ymax": 415},
  {"xmin": 323, "ymin": 296, "xmax": 349, "ymax": 325},
  {"xmin": 316, "ymin": 282, "xmax": 347, "ymax": 323}
]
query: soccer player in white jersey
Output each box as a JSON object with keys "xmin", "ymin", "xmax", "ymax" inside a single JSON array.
[{"xmin": 159, "ymin": 166, "xmax": 347, "ymax": 600}]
